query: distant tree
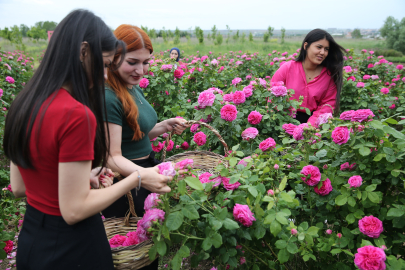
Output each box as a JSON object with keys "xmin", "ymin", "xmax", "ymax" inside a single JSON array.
[
  {"xmin": 263, "ymin": 32, "xmax": 270, "ymax": 42},
  {"xmin": 194, "ymin": 26, "xmax": 201, "ymax": 38},
  {"xmin": 281, "ymin": 27, "xmax": 286, "ymax": 44},
  {"xmin": 27, "ymin": 26, "xmax": 47, "ymax": 41},
  {"xmin": 35, "ymin": 21, "xmax": 57, "ymax": 32},
  {"xmin": 226, "ymin": 25, "xmax": 231, "ymax": 44},
  {"xmin": 233, "ymin": 30, "xmax": 239, "ymax": 41},
  {"xmin": 167, "ymin": 29, "xmax": 173, "ymax": 39},
  {"xmin": 214, "ymin": 33, "xmax": 223, "ymax": 45},
  {"xmin": 141, "ymin": 25, "xmax": 149, "ymax": 35},
  {"xmin": 20, "ymin": 24, "xmax": 29, "ymax": 37},
  {"xmin": 195, "ymin": 26, "xmax": 204, "ymax": 44},
  {"xmin": 162, "ymin": 27, "xmax": 168, "ymax": 43},
  {"xmin": 241, "ymin": 32, "xmax": 246, "ymax": 43},
  {"xmin": 174, "ymin": 27, "xmax": 181, "ymax": 45},
  {"xmin": 0, "ymin": 27, "xmax": 13, "ymax": 42},
  {"xmin": 352, "ymin": 28, "xmax": 362, "ymax": 39},
  {"xmin": 207, "ymin": 33, "xmax": 211, "ymax": 40},
  {"xmin": 380, "ymin": 16, "xmax": 405, "ymax": 54},
  {"xmin": 211, "ymin": 25, "xmax": 217, "ymax": 40},
  {"xmin": 149, "ymin": 28, "xmax": 157, "ymax": 40},
  {"xmin": 268, "ymin": 26, "xmax": 274, "ymax": 38},
  {"xmin": 249, "ymin": 32, "xmax": 253, "ymax": 42}
]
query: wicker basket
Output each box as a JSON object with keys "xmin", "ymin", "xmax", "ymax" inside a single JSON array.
[
  {"xmin": 162, "ymin": 120, "xmax": 230, "ymax": 199},
  {"xmin": 101, "ymin": 174, "xmax": 154, "ymax": 270}
]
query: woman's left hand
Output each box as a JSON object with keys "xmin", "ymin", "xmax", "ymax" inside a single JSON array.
[
  {"xmin": 90, "ymin": 167, "xmax": 114, "ymax": 189},
  {"xmin": 164, "ymin": 118, "xmax": 190, "ymax": 135}
]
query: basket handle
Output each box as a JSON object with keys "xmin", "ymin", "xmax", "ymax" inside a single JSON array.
[
  {"xmin": 101, "ymin": 172, "xmax": 138, "ymax": 226},
  {"xmin": 161, "ymin": 120, "xmax": 229, "ymax": 162}
]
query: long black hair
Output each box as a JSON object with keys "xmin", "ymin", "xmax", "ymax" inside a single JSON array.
[
  {"xmin": 296, "ymin": 29, "xmax": 346, "ymax": 115},
  {"xmin": 3, "ymin": 9, "xmax": 126, "ymax": 169}
]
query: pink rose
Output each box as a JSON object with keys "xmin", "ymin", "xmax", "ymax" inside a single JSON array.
[
  {"xmin": 151, "ymin": 142, "xmax": 164, "ymax": 153},
  {"xmin": 161, "ymin": 64, "xmax": 173, "ymax": 71},
  {"xmin": 270, "ymin": 85, "xmax": 288, "ymax": 97},
  {"xmin": 291, "ymin": 228, "xmax": 298, "ymax": 235},
  {"xmin": 259, "ymin": 137, "xmax": 276, "ymax": 151},
  {"xmin": 380, "ymin": 88, "xmax": 389, "ymax": 94},
  {"xmin": 363, "ymin": 75, "xmax": 371, "ymax": 80},
  {"xmin": 337, "ymin": 233, "xmax": 342, "ymax": 238},
  {"xmin": 343, "ymin": 66, "xmax": 352, "ymax": 72},
  {"xmin": 347, "ymin": 76, "xmax": 356, "ymax": 82},
  {"xmin": 3, "ymin": 240, "xmax": 13, "ymax": 254},
  {"xmin": 340, "ymin": 162, "xmax": 350, "ymax": 171},
  {"xmin": 137, "ymin": 208, "xmax": 165, "ymax": 241},
  {"xmin": 300, "ymin": 165, "xmax": 321, "ymax": 186},
  {"xmin": 371, "ymin": 75, "xmax": 379, "ymax": 80},
  {"xmin": 314, "ymin": 178, "xmax": 333, "ymax": 196},
  {"xmin": 282, "ymin": 123, "xmax": 297, "ymax": 136},
  {"xmin": 190, "ymin": 124, "xmax": 199, "ymax": 133},
  {"xmin": 174, "ymin": 69, "xmax": 185, "ymax": 79},
  {"xmin": 359, "ymin": 215, "xmax": 384, "ymax": 238},
  {"xmin": 220, "ymin": 104, "xmax": 238, "ymax": 122},
  {"xmin": 348, "ymin": 175, "xmax": 362, "ymax": 188},
  {"xmin": 232, "ymin": 91, "xmax": 246, "ymax": 105},
  {"xmin": 231, "ymin": 77, "xmax": 242, "ymax": 85},
  {"xmin": 5, "ymin": 76, "xmax": 15, "ymax": 84},
  {"xmin": 139, "ymin": 78, "xmax": 149, "ymax": 88},
  {"xmin": 248, "ymin": 111, "xmax": 262, "ymax": 125},
  {"xmin": 293, "ymin": 123, "xmax": 309, "ymax": 141},
  {"xmin": 241, "ymin": 127, "xmax": 258, "ymax": 141},
  {"xmin": 316, "ymin": 113, "xmax": 333, "ymax": 127},
  {"xmin": 242, "ymin": 85, "xmax": 253, "ymax": 97},
  {"xmin": 144, "ymin": 193, "xmax": 161, "ymax": 211},
  {"xmin": 354, "ymin": 246, "xmax": 386, "ymax": 270},
  {"xmin": 7, "ymin": 184, "xmax": 12, "ymax": 193},
  {"xmin": 175, "ymin": 159, "xmax": 193, "ymax": 170},
  {"xmin": 326, "ymin": 229, "xmax": 332, "ymax": 235},
  {"xmin": 181, "ymin": 141, "xmax": 189, "ymax": 150},
  {"xmin": 356, "ymin": 82, "xmax": 365, "ymax": 88},
  {"xmin": 164, "ymin": 140, "xmax": 174, "ymax": 151},
  {"xmin": 199, "ymin": 172, "xmax": 221, "ymax": 187},
  {"xmin": 193, "ymin": 132, "xmax": 207, "ymax": 146},
  {"xmin": 396, "ymin": 64, "xmax": 403, "ymax": 70},
  {"xmin": 122, "ymin": 231, "xmax": 140, "ymax": 246},
  {"xmin": 198, "ymin": 91, "xmax": 216, "ymax": 108},
  {"xmin": 240, "ymin": 257, "xmax": 246, "ymax": 265},
  {"xmin": 238, "ymin": 156, "xmax": 252, "ymax": 167},
  {"xmin": 233, "ymin": 204, "xmax": 256, "ymax": 227},
  {"xmin": 109, "ymin": 234, "xmax": 127, "ymax": 248},
  {"xmin": 223, "ymin": 93, "xmax": 233, "ymax": 102},
  {"xmin": 222, "ymin": 177, "xmax": 241, "ymax": 190},
  {"xmin": 331, "ymin": 126, "xmax": 350, "ymax": 145},
  {"xmin": 349, "ymin": 163, "xmax": 356, "ymax": 171},
  {"xmin": 157, "ymin": 162, "xmax": 176, "ymax": 176},
  {"xmin": 267, "ymin": 189, "xmax": 274, "ymax": 196},
  {"xmin": 389, "ymin": 104, "xmax": 395, "ymax": 109},
  {"xmin": 367, "ymin": 63, "xmax": 374, "ymax": 68},
  {"xmin": 340, "ymin": 110, "xmax": 355, "ymax": 120},
  {"xmin": 351, "ymin": 109, "xmax": 375, "ymax": 122}
]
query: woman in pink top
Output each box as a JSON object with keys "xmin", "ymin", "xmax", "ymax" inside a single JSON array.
[{"xmin": 271, "ymin": 29, "xmax": 345, "ymax": 126}]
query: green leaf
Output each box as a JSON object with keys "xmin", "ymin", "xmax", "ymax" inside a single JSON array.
[
  {"xmin": 182, "ymin": 205, "xmax": 200, "ymax": 220},
  {"xmin": 254, "ymin": 225, "xmax": 266, "ymax": 239},
  {"xmin": 368, "ymin": 192, "xmax": 380, "ymax": 203},
  {"xmin": 316, "ymin": 149, "xmax": 327, "ymax": 158},
  {"xmin": 361, "ymin": 239, "xmax": 374, "ymax": 247},
  {"xmin": 365, "ymin": 184, "xmax": 377, "ymax": 192},
  {"xmin": 166, "ymin": 211, "xmax": 184, "ymax": 231},
  {"xmin": 270, "ymin": 220, "xmax": 282, "ymax": 236},
  {"xmin": 346, "ymin": 213, "xmax": 355, "ymax": 224},
  {"xmin": 276, "ymin": 212, "xmax": 288, "ymax": 225},
  {"xmin": 359, "ymin": 146, "xmax": 371, "ymax": 156},
  {"xmin": 171, "ymin": 253, "xmax": 182, "ymax": 270},
  {"xmin": 331, "ymin": 249, "xmax": 342, "ymax": 255},
  {"xmin": 209, "ymin": 218, "xmax": 223, "ymax": 231},
  {"xmin": 335, "ymin": 195, "xmax": 348, "ymax": 206},
  {"xmin": 278, "ymin": 248, "xmax": 290, "ymax": 264},
  {"xmin": 387, "ymin": 208, "xmax": 405, "ymax": 217},
  {"xmin": 279, "ymin": 176, "xmax": 287, "ymax": 192},
  {"xmin": 287, "ymin": 242, "xmax": 299, "ymax": 254},
  {"xmin": 223, "ymin": 218, "xmax": 239, "ymax": 230},
  {"xmin": 373, "ymin": 153, "xmax": 385, "ymax": 161},
  {"xmin": 178, "ymin": 180, "xmax": 186, "ymax": 195},
  {"xmin": 348, "ymin": 196, "xmax": 356, "ymax": 207},
  {"xmin": 369, "ymin": 120, "xmax": 384, "ymax": 130},
  {"xmin": 307, "ymin": 226, "xmax": 320, "ymax": 236},
  {"xmin": 184, "ymin": 176, "xmax": 203, "ymax": 190},
  {"xmin": 149, "ymin": 244, "xmax": 158, "ymax": 261},
  {"xmin": 156, "ymin": 240, "xmax": 167, "ymax": 256},
  {"xmin": 220, "ymin": 252, "xmax": 229, "ymax": 264},
  {"xmin": 229, "ymin": 157, "xmax": 238, "ymax": 167},
  {"xmin": 280, "ymin": 192, "xmax": 293, "ymax": 202},
  {"xmin": 202, "ymin": 237, "xmax": 212, "ymax": 251},
  {"xmin": 275, "ymin": 240, "xmax": 287, "ymax": 249},
  {"xmin": 248, "ymin": 186, "xmax": 258, "ymax": 197},
  {"xmin": 211, "ymin": 232, "xmax": 223, "ymax": 248},
  {"xmin": 383, "ymin": 125, "xmax": 405, "ymax": 139}
]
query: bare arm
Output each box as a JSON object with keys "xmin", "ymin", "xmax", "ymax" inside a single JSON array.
[
  {"xmin": 59, "ymin": 161, "xmax": 171, "ymax": 225},
  {"xmin": 148, "ymin": 118, "xmax": 189, "ymax": 140},
  {"xmin": 10, "ymin": 162, "xmax": 26, "ymax": 198}
]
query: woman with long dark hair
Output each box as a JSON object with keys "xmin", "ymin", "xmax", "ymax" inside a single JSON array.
[
  {"xmin": 271, "ymin": 29, "xmax": 345, "ymax": 126},
  {"xmin": 4, "ymin": 10, "xmax": 172, "ymax": 269}
]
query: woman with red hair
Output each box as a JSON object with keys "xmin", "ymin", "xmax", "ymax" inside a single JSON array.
[{"xmin": 102, "ymin": 25, "xmax": 187, "ymax": 269}]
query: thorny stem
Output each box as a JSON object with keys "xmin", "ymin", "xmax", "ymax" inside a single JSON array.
[
  {"xmin": 187, "ymin": 193, "xmax": 214, "ymax": 215},
  {"xmin": 172, "ymin": 232, "xmax": 204, "ymax": 241},
  {"xmin": 265, "ymin": 241, "xmax": 291, "ymax": 270},
  {"xmin": 240, "ymin": 243, "xmax": 269, "ymax": 267}
]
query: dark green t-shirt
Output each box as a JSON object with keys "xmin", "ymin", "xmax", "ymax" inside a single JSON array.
[{"xmin": 104, "ymin": 85, "xmax": 157, "ymax": 159}]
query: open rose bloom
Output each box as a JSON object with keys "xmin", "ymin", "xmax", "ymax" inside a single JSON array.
[{"xmin": 233, "ymin": 204, "xmax": 256, "ymax": 227}]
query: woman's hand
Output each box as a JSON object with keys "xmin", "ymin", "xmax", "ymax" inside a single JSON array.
[
  {"xmin": 136, "ymin": 167, "xmax": 172, "ymax": 194},
  {"xmin": 164, "ymin": 118, "xmax": 190, "ymax": 135},
  {"xmin": 90, "ymin": 167, "xmax": 114, "ymax": 189}
]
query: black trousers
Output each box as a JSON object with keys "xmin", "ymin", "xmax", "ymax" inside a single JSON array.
[
  {"xmin": 17, "ymin": 204, "xmax": 114, "ymax": 270},
  {"xmin": 295, "ymin": 111, "xmax": 313, "ymax": 124},
  {"xmin": 102, "ymin": 152, "xmax": 161, "ymax": 270}
]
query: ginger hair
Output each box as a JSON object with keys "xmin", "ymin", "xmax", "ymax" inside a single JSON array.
[{"xmin": 106, "ymin": 24, "xmax": 153, "ymax": 141}]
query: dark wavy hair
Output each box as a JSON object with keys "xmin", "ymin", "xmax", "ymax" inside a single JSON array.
[
  {"xmin": 296, "ymin": 29, "xmax": 346, "ymax": 115},
  {"xmin": 3, "ymin": 9, "xmax": 126, "ymax": 169}
]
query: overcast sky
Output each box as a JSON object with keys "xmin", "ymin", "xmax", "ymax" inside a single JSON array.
[{"xmin": 0, "ymin": 0, "xmax": 404, "ymax": 30}]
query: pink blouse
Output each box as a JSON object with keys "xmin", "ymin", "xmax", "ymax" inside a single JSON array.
[{"xmin": 271, "ymin": 60, "xmax": 337, "ymax": 126}]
